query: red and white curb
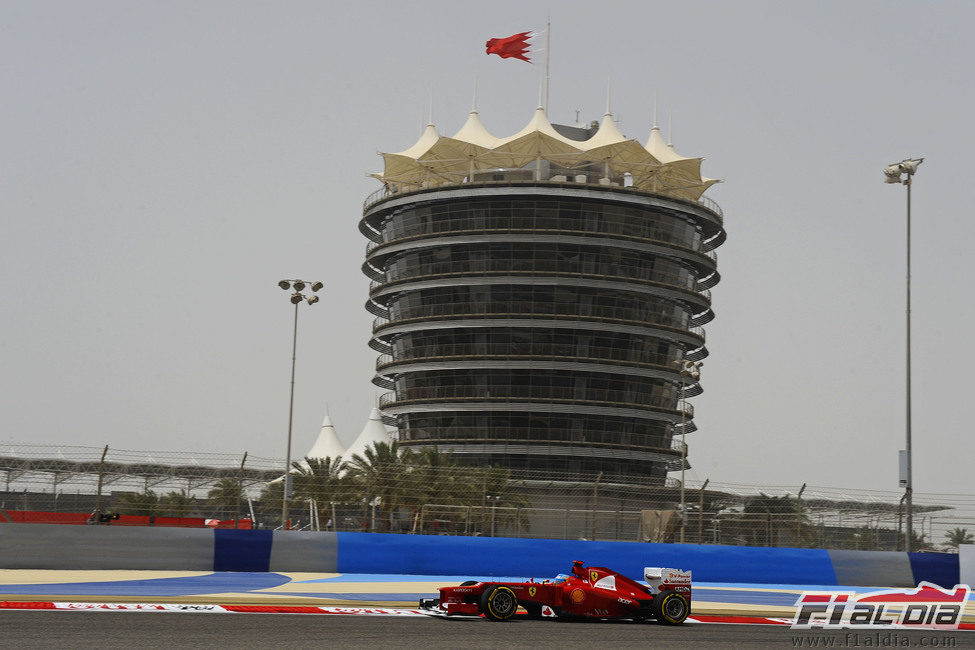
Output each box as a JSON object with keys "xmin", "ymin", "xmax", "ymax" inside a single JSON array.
[
  {"xmin": 0, "ymin": 602, "xmax": 426, "ymax": 615},
  {"xmin": 1, "ymin": 602, "xmax": 971, "ymax": 629}
]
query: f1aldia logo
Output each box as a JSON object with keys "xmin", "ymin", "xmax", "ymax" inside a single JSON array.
[{"xmin": 791, "ymin": 582, "xmax": 970, "ymax": 630}]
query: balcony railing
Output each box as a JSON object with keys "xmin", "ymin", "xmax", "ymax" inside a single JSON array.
[
  {"xmin": 366, "ymin": 230, "xmax": 719, "ymax": 266},
  {"xmin": 362, "ymin": 179, "xmax": 724, "ymax": 224},
  {"xmin": 378, "ymin": 387, "xmax": 692, "ymax": 418},
  {"xmin": 370, "ymin": 265, "xmax": 710, "ymax": 303},
  {"xmin": 371, "ymin": 304, "xmax": 705, "ymax": 338},
  {"xmin": 376, "ymin": 345, "xmax": 687, "ymax": 371},
  {"xmin": 399, "ymin": 434, "xmax": 686, "ymax": 457}
]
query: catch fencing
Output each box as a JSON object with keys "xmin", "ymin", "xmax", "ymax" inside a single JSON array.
[{"xmin": 1, "ymin": 443, "xmax": 973, "ymax": 552}]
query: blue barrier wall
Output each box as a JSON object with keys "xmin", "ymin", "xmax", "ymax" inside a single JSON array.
[
  {"xmin": 908, "ymin": 552, "xmax": 960, "ymax": 589},
  {"xmin": 0, "ymin": 525, "xmax": 960, "ymax": 587},
  {"xmin": 335, "ymin": 533, "xmax": 839, "ymax": 585}
]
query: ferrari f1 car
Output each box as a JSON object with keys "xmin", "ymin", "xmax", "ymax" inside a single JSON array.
[{"xmin": 418, "ymin": 560, "xmax": 691, "ymax": 623}]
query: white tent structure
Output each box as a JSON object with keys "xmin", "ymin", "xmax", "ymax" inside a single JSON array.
[
  {"xmin": 372, "ymin": 104, "xmax": 719, "ymax": 201},
  {"xmin": 302, "ymin": 412, "xmax": 346, "ymax": 463},
  {"xmin": 344, "ymin": 408, "xmax": 394, "ymax": 461}
]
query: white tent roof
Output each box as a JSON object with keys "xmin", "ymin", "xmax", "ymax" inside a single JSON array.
[
  {"xmin": 303, "ymin": 412, "xmax": 346, "ymax": 462},
  {"xmin": 452, "ymin": 109, "xmax": 501, "ymax": 150},
  {"xmin": 373, "ymin": 105, "xmax": 718, "ymax": 200},
  {"xmin": 344, "ymin": 408, "xmax": 393, "ymax": 460}
]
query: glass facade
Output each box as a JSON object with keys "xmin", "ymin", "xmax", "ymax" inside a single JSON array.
[{"xmin": 361, "ymin": 184, "xmax": 724, "ymax": 483}]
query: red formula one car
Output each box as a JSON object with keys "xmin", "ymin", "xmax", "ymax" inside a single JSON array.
[{"xmin": 418, "ymin": 560, "xmax": 691, "ymax": 624}]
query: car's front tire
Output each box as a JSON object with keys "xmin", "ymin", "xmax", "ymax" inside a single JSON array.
[{"xmin": 480, "ymin": 584, "xmax": 519, "ymax": 621}]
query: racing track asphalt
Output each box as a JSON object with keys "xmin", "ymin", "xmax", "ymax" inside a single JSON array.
[{"xmin": 3, "ymin": 612, "xmax": 970, "ymax": 650}]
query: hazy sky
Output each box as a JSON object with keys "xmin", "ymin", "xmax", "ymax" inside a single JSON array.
[{"xmin": 3, "ymin": 1, "xmax": 973, "ymax": 495}]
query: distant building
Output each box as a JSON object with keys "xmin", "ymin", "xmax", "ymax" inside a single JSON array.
[{"xmin": 361, "ymin": 102, "xmax": 725, "ymax": 484}]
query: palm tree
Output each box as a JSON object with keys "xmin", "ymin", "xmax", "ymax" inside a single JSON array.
[
  {"xmin": 207, "ymin": 478, "xmax": 244, "ymax": 519},
  {"xmin": 734, "ymin": 493, "xmax": 811, "ymax": 547},
  {"xmin": 255, "ymin": 480, "xmax": 284, "ymax": 528},
  {"xmin": 346, "ymin": 441, "xmax": 414, "ymax": 531},
  {"xmin": 114, "ymin": 489, "xmax": 160, "ymax": 516},
  {"xmin": 943, "ymin": 527, "xmax": 974, "ymax": 551},
  {"xmin": 158, "ymin": 489, "xmax": 197, "ymax": 518},
  {"xmin": 472, "ymin": 466, "xmax": 532, "ymax": 536},
  {"xmin": 403, "ymin": 447, "xmax": 480, "ymax": 533},
  {"xmin": 292, "ymin": 455, "xmax": 347, "ymax": 529}
]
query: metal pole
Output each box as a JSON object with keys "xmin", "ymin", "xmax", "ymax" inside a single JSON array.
[
  {"xmin": 282, "ymin": 301, "xmax": 299, "ymax": 529},
  {"xmin": 679, "ymin": 374, "xmax": 686, "ymax": 543},
  {"xmin": 236, "ymin": 451, "xmax": 247, "ymax": 529},
  {"xmin": 544, "ymin": 19, "xmax": 551, "ymax": 110},
  {"xmin": 905, "ymin": 176, "xmax": 913, "ymax": 553},
  {"xmin": 698, "ymin": 478, "xmax": 709, "ymax": 544}
]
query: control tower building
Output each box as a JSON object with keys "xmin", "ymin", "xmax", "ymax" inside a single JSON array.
[{"xmin": 360, "ymin": 101, "xmax": 725, "ymax": 485}]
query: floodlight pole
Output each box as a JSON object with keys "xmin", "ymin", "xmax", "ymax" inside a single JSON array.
[
  {"xmin": 905, "ymin": 175, "xmax": 913, "ymax": 553},
  {"xmin": 282, "ymin": 300, "xmax": 299, "ymax": 529},
  {"xmin": 884, "ymin": 159, "xmax": 922, "ymax": 552},
  {"xmin": 278, "ymin": 279, "xmax": 323, "ymax": 530}
]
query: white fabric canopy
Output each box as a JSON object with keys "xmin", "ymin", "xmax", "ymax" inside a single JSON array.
[
  {"xmin": 303, "ymin": 412, "xmax": 346, "ymax": 462},
  {"xmin": 373, "ymin": 107, "xmax": 719, "ymax": 200},
  {"xmin": 344, "ymin": 408, "xmax": 393, "ymax": 460}
]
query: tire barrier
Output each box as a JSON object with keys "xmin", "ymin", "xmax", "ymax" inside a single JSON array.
[{"xmin": 0, "ymin": 524, "xmax": 960, "ymax": 587}]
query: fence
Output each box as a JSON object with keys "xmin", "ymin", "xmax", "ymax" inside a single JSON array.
[{"xmin": 1, "ymin": 443, "xmax": 973, "ymax": 552}]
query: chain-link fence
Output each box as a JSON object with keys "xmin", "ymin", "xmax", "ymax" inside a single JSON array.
[{"xmin": 1, "ymin": 443, "xmax": 973, "ymax": 552}]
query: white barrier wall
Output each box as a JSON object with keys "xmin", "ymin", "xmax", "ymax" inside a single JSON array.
[
  {"xmin": 0, "ymin": 523, "xmax": 215, "ymax": 570},
  {"xmin": 960, "ymin": 544, "xmax": 975, "ymax": 587}
]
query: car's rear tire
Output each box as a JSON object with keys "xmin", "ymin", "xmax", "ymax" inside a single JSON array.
[
  {"xmin": 651, "ymin": 591, "xmax": 689, "ymax": 625},
  {"xmin": 480, "ymin": 584, "xmax": 519, "ymax": 621},
  {"xmin": 459, "ymin": 580, "xmax": 478, "ymax": 586}
]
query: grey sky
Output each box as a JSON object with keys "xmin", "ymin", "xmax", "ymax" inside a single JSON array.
[{"xmin": 2, "ymin": 1, "xmax": 973, "ymax": 494}]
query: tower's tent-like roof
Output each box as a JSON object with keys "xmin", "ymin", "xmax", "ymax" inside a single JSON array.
[
  {"xmin": 344, "ymin": 408, "xmax": 394, "ymax": 461},
  {"xmin": 373, "ymin": 105, "xmax": 719, "ymax": 202},
  {"xmin": 303, "ymin": 413, "xmax": 346, "ymax": 462}
]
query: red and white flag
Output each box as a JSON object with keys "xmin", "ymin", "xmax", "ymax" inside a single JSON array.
[{"xmin": 485, "ymin": 30, "xmax": 542, "ymax": 63}]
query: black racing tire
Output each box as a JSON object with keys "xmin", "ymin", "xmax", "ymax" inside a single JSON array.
[
  {"xmin": 480, "ymin": 584, "xmax": 519, "ymax": 621},
  {"xmin": 459, "ymin": 580, "xmax": 478, "ymax": 586},
  {"xmin": 651, "ymin": 591, "xmax": 689, "ymax": 625}
]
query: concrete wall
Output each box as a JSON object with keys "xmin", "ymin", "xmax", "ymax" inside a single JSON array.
[{"xmin": 0, "ymin": 524, "xmax": 961, "ymax": 587}]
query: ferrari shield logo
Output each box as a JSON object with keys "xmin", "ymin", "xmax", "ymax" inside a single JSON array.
[
  {"xmin": 590, "ymin": 570, "xmax": 599, "ymax": 582},
  {"xmin": 528, "ymin": 586, "xmax": 536, "ymax": 597}
]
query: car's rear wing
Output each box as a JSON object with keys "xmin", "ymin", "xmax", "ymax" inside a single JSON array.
[{"xmin": 644, "ymin": 567, "xmax": 692, "ymax": 594}]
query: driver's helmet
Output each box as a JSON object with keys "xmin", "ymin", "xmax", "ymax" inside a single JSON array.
[{"xmin": 552, "ymin": 573, "xmax": 570, "ymax": 584}]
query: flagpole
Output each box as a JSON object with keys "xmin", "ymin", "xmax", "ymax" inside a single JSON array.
[{"xmin": 544, "ymin": 19, "xmax": 551, "ymax": 110}]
